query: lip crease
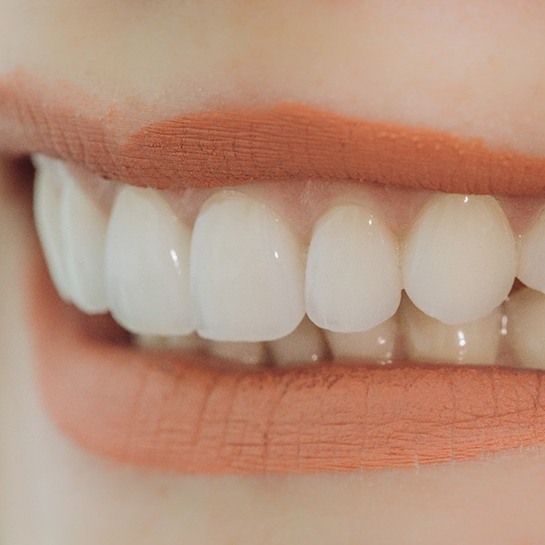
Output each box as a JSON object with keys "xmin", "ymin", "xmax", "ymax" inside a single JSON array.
[{"xmin": 2, "ymin": 72, "xmax": 545, "ymax": 196}]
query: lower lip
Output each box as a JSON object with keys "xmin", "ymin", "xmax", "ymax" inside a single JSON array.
[{"xmin": 28, "ymin": 252, "xmax": 545, "ymax": 474}]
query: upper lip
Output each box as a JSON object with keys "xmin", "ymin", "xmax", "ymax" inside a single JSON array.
[{"xmin": 2, "ymin": 73, "xmax": 545, "ymax": 196}]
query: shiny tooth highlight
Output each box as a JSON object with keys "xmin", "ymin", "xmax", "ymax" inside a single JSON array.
[
  {"xmin": 268, "ymin": 317, "xmax": 328, "ymax": 366},
  {"xmin": 190, "ymin": 191, "xmax": 306, "ymax": 342},
  {"xmin": 401, "ymin": 297, "xmax": 502, "ymax": 365},
  {"xmin": 59, "ymin": 170, "xmax": 108, "ymax": 313},
  {"xmin": 305, "ymin": 204, "xmax": 401, "ymax": 333},
  {"xmin": 402, "ymin": 194, "xmax": 516, "ymax": 325},
  {"xmin": 33, "ymin": 155, "xmax": 72, "ymax": 302},
  {"xmin": 325, "ymin": 316, "xmax": 398, "ymax": 363},
  {"xmin": 518, "ymin": 208, "xmax": 545, "ymax": 294},
  {"xmin": 105, "ymin": 186, "xmax": 195, "ymax": 336},
  {"xmin": 506, "ymin": 288, "xmax": 545, "ymax": 369}
]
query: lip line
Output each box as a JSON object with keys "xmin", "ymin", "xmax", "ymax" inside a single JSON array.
[
  {"xmin": 3, "ymin": 75, "xmax": 545, "ymax": 196},
  {"xmin": 30, "ymin": 250, "xmax": 545, "ymax": 475}
]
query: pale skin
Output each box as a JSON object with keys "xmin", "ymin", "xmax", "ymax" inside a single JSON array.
[{"xmin": 2, "ymin": 1, "xmax": 545, "ymax": 543}]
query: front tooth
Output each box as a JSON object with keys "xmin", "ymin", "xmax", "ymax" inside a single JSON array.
[
  {"xmin": 59, "ymin": 171, "xmax": 108, "ymax": 313},
  {"xmin": 325, "ymin": 316, "xmax": 398, "ymax": 363},
  {"xmin": 401, "ymin": 297, "xmax": 501, "ymax": 365},
  {"xmin": 402, "ymin": 194, "xmax": 516, "ymax": 324},
  {"xmin": 305, "ymin": 204, "xmax": 401, "ymax": 332},
  {"xmin": 268, "ymin": 317, "xmax": 328, "ymax": 366},
  {"xmin": 105, "ymin": 186, "xmax": 195, "ymax": 336},
  {"xmin": 506, "ymin": 288, "xmax": 545, "ymax": 369},
  {"xmin": 33, "ymin": 155, "xmax": 72, "ymax": 302},
  {"xmin": 518, "ymin": 209, "xmax": 545, "ymax": 294},
  {"xmin": 190, "ymin": 191, "xmax": 305, "ymax": 342}
]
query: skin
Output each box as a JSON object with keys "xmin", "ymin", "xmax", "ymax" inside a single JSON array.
[{"xmin": 2, "ymin": 1, "xmax": 545, "ymax": 543}]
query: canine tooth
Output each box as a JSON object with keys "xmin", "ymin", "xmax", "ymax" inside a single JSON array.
[
  {"xmin": 33, "ymin": 155, "xmax": 72, "ymax": 302},
  {"xmin": 268, "ymin": 317, "xmax": 327, "ymax": 366},
  {"xmin": 325, "ymin": 316, "xmax": 398, "ymax": 362},
  {"xmin": 106, "ymin": 186, "xmax": 195, "ymax": 336},
  {"xmin": 306, "ymin": 204, "xmax": 401, "ymax": 332},
  {"xmin": 401, "ymin": 297, "xmax": 501, "ymax": 365},
  {"xmin": 402, "ymin": 194, "xmax": 516, "ymax": 324},
  {"xmin": 518, "ymin": 209, "xmax": 545, "ymax": 294},
  {"xmin": 207, "ymin": 340, "xmax": 267, "ymax": 366},
  {"xmin": 59, "ymin": 173, "xmax": 108, "ymax": 313},
  {"xmin": 191, "ymin": 191, "xmax": 305, "ymax": 342},
  {"xmin": 506, "ymin": 288, "xmax": 545, "ymax": 369}
]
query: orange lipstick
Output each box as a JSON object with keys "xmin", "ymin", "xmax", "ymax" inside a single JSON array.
[{"xmin": 6, "ymin": 71, "xmax": 545, "ymax": 474}]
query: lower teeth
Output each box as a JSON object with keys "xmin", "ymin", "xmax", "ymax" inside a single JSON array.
[{"xmin": 130, "ymin": 291, "xmax": 545, "ymax": 370}]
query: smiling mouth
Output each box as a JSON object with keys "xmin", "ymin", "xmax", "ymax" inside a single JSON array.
[
  {"xmin": 6, "ymin": 72, "xmax": 545, "ymax": 474},
  {"xmin": 32, "ymin": 152, "xmax": 545, "ymax": 369}
]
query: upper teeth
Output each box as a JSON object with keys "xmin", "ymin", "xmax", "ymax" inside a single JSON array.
[{"xmin": 32, "ymin": 154, "xmax": 545, "ymax": 366}]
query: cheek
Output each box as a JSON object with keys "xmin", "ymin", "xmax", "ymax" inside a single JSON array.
[{"xmin": 1, "ymin": 0, "xmax": 545, "ymax": 157}]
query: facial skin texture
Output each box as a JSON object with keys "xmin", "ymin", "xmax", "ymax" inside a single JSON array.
[{"xmin": 3, "ymin": 1, "xmax": 545, "ymax": 544}]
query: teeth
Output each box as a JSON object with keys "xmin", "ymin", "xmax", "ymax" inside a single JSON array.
[
  {"xmin": 505, "ymin": 288, "xmax": 545, "ymax": 369},
  {"xmin": 135, "ymin": 333, "xmax": 204, "ymax": 353},
  {"xmin": 402, "ymin": 194, "xmax": 516, "ymax": 325},
  {"xmin": 33, "ymin": 156, "xmax": 72, "ymax": 302},
  {"xmin": 518, "ymin": 208, "xmax": 545, "ymax": 294},
  {"xmin": 305, "ymin": 204, "xmax": 401, "ymax": 332},
  {"xmin": 325, "ymin": 316, "xmax": 398, "ymax": 362},
  {"xmin": 207, "ymin": 340, "xmax": 267, "ymax": 366},
  {"xmin": 401, "ymin": 297, "xmax": 501, "ymax": 365},
  {"xmin": 190, "ymin": 191, "xmax": 305, "ymax": 342},
  {"xmin": 59, "ymin": 170, "xmax": 108, "ymax": 313},
  {"xmin": 268, "ymin": 317, "xmax": 328, "ymax": 366},
  {"xmin": 105, "ymin": 186, "xmax": 195, "ymax": 336},
  {"xmin": 35, "ymin": 156, "xmax": 545, "ymax": 369}
]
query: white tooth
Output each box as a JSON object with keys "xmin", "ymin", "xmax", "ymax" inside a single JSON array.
[
  {"xmin": 401, "ymin": 296, "xmax": 501, "ymax": 365},
  {"xmin": 207, "ymin": 340, "xmax": 266, "ymax": 366},
  {"xmin": 33, "ymin": 155, "xmax": 72, "ymax": 302},
  {"xmin": 190, "ymin": 191, "xmax": 305, "ymax": 342},
  {"xmin": 305, "ymin": 204, "xmax": 401, "ymax": 332},
  {"xmin": 402, "ymin": 194, "xmax": 516, "ymax": 324},
  {"xmin": 135, "ymin": 333, "xmax": 204, "ymax": 353},
  {"xmin": 325, "ymin": 316, "xmax": 398, "ymax": 363},
  {"xmin": 268, "ymin": 317, "xmax": 327, "ymax": 366},
  {"xmin": 59, "ymin": 169, "xmax": 108, "ymax": 313},
  {"xmin": 106, "ymin": 186, "xmax": 195, "ymax": 336},
  {"xmin": 518, "ymin": 209, "xmax": 545, "ymax": 294},
  {"xmin": 506, "ymin": 288, "xmax": 545, "ymax": 369}
]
